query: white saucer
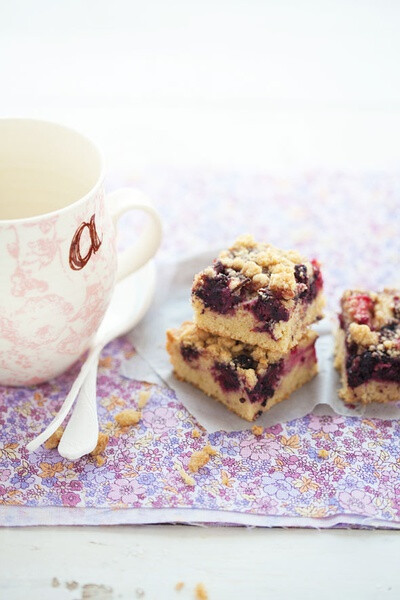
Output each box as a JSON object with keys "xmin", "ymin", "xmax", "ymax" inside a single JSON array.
[{"xmin": 98, "ymin": 259, "xmax": 156, "ymax": 341}]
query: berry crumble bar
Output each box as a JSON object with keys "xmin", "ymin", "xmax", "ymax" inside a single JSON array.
[
  {"xmin": 335, "ymin": 289, "xmax": 400, "ymax": 404},
  {"xmin": 191, "ymin": 235, "xmax": 324, "ymax": 355},
  {"xmin": 166, "ymin": 321, "xmax": 318, "ymax": 421}
]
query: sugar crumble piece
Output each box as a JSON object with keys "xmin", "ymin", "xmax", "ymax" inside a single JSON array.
[
  {"xmin": 204, "ymin": 444, "xmax": 217, "ymax": 456},
  {"xmin": 65, "ymin": 581, "xmax": 79, "ymax": 591},
  {"xmin": 44, "ymin": 427, "xmax": 64, "ymax": 450},
  {"xmin": 178, "ymin": 468, "xmax": 195, "ymax": 487},
  {"xmin": 252, "ymin": 425, "xmax": 263, "ymax": 436},
  {"xmin": 195, "ymin": 583, "xmax": 208, "ymax": 600},
  {"xmin": 191, "ymin": 429, "xmax": 201, "ymax": 438},
  {"xmin": 175, "ymin": 582, "xmax": 184, "ymax": 591},
  {"xmin": 115, "ymin": 409, "xmax": 141, "ymax": 427},
  {"xmin": 138, "ymin": 389, "xmax": 151, "ymax": 409},
  {"xmin": 188, "ymin": 445, "xmax": 217, "ymax": 473},
  {"xmin": 99, "ymin": 356, "xmax": 113, "ymax": 369},
  {"xmin": 90, "ymin": 432, "xmax": 109, "ymax": 456},
  {"xmin": 348, "ymin": 322, "xmax": 379, "ymax": 347},
  {"xmin": 318, "ymin": 449, "xmax": 329, "ymax": 459}
]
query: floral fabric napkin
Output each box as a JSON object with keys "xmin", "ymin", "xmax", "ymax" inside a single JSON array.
[{"xmin": 1, "ymin": 169, "xmax": 400, "ymax": 528}]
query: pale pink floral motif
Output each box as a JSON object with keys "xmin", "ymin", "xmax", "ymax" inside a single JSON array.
[
  {"xmin": 239, "ymin": 436, "xmax": 280, "ymax": 461},
  {"xmin": 28, "ymin": 237, "xmax": 61, "ymax": 267},
  {"xmin": 141, "ymin": 407, "xmax": 178, "ymax": 434},
  {"xmin": 61, "ymin": 492, "xmax": 81, "ymax": 507},
  {"xmin": 0, "ymin": 469, "xmax": 11, "ymax": 482},
  {"xmin": 308, "ymin": 415, "xmax": 344, "ymax": 434},
  {"xmin": 11, "ymin": 267, "xmax": 48, "ymax": 296},
  {"xmin": 338, "ymin": 490, "xmax": 376, "ymax": 516},
  {"xmin": 108, "ymin": 478, "xmax": 145, "ymax": 504}
]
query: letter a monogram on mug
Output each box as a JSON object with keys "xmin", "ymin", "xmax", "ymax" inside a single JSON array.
[{"xmin": 0, "ymin": 119, "xmax": 162, "ymax": 386}]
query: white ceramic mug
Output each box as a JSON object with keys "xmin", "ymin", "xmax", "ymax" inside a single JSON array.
[{"xmin": 0, "ymin": 119, "xmax": 162, "ymax": 386}]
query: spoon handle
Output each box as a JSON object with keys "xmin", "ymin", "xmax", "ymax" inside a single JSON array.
[
  {"xmin": 26, "ymin": 345, "xmax": 101, "ymax": 452},
  {"xmin": 57, "ymin": 362, "xmax": 99, "ymax": 460}
]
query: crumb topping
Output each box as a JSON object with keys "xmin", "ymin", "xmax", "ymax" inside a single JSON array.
[
  {"xmin": 341, "ymin": 289, "xmax": 400, "ymax": 358},
  {"xmin": 194, "ymin": 235, "xmax": 319, "ymax": 301},
  {"xmin": 44, "ymin": 427, "xmax": 64, "ymax": 450},
  {"xmin": 115, "ymin": 409, "xmax": 141, "ymax": 427},
  {"xmin": 348, "ymin": 323, "xmax": 379, "ymax": 347},
  {"xmin": 188, "ymin": 445, "xmax": 217, "ymax": 473},
  {"xmin": 170, "ymin": 321, "xmax": 317, "ymax": 373}
]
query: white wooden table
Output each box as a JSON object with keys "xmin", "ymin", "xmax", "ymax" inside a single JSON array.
[{"xmin": 1, "ymin": 2, "xmax": 400, "ymax": 597}]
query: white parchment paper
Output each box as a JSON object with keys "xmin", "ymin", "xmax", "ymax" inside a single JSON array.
[{"xmin": 121, "ymin": 251, "xmax": 400, "ymax": 432}]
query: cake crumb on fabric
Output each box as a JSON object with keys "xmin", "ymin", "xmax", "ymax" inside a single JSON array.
[
  {"xmin": 115, "ymin": 409, "xmax": 141, "ymax": 427},
  {"xmin": 44, "ymin": 427, "xmax": 64, "ymax": 449},
  {"xmin": 191, "ymin": 429, "xmax": 201, "ymax": 438},
  {"xmin": 188, "ymin": 445, "xmax": 217, "ymax": 473},
  {"xmin": 178, "ymin": 468, "xmax": 195, "ymax": 487},
  {"xmin": 318, "ymin": 449, "xmax": 329, "ymax": 459},
  {"xmin": 195, "ymin": 583, "xmax": 208, "ymax": 600},
  {"xmin": 90, "ymin": 432, "xmax": 109, "ymax": 456},
  {"xmin": 175, "ymin": 582, "xmax": 184, "ymax": 591},
  {"xmin": 138, "ymin": 389, "xmax": 151, "ymax": 409},
  {"xmin": 252, "ymin": 425, "xmax": 263, "ymax": 436}
]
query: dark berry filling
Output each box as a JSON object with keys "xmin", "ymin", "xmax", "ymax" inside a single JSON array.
[
  {"xmin": 212, "ymin": 361, "xmax": 240, "ymax": 392},
  {"xmin": 233, "ymin": 354, "xmax": 256, "ymax": 370},
  {"xmin": 346, "ymin": 347, "xmax": 400, "ymax": 387},
  {"xmin": 193, "ymin": 261, "xmax": 251, "ymax": 315},
  {"xmin": 180, "ymin": 343, "xmax": 200, "ymax": 363},
  {"xmin": 295, "ymin": 260, "xmax": 323, "ymax": 303},
  {"xmin": 294, "ymin": 264, "xmax": 308, "ymax": 284},
  {"xmin": 247, "ymin": 361, "xmax": 284, "ymax": 403},
  {"xmin": 246, "ymin": 290, "xmax": 290, "ymax": 332}
]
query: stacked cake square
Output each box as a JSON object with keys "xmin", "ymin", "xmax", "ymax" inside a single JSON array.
[{"xmin": 166, "ymin": 235, "xmax": 325, "ymax": 421}]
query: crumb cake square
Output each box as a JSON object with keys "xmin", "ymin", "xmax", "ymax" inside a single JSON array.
[
  {"xmin": 191, "ymin": 235, "xmax": 324, "ymax": 355},
  {"xmin": 335, "ymin": 289, "xmax": 400, "ymax": 404},
  {"xmin": 166, "ymin": 322, "xmax": 318, "ymax": 421}
]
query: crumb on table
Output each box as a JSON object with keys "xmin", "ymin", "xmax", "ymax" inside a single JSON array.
[
  {"xmin": 191, "ymin": 429, "xmax": 201, "ymax": 438},
  {"xmin": 175, "ymin": 582, "xmax": 184, "ymax": 591},
  {"xmin": 195, "ymin": 583, "xmax": 208, "ymax": 600},
  {"xmin": 115, "ymin": 409, "xmax": 141, "ymax": 427},
  {"xmin": 318, "ymin": 449, "xmax": 329, "ymax": 459},
  {"xmin": 251, "ymin": 425, "xmax": 263, "ymax": 436},
  {"xmin": 90, "ymin": 432, "xmax": 109, "ymax": 456},
  {"xmin": 138, "ymin": 389, "xmax": 151, "ymax": 409},
  {"xmin": 44, "ymin": 427, "xmax": 64, "ymax": 450},
  {"xmin": 188, "ymin": 445, "xmax": 217, "ymax": 473}
]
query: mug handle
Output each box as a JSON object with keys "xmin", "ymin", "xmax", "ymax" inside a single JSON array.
[{"xmin": 108, "ymin": 188, "xmax": 162, "ymax": 281}]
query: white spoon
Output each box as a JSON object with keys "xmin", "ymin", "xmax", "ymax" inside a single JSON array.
[{"xmin": 26, "ymin": 260, "xmax": 156, "ymax": 457}]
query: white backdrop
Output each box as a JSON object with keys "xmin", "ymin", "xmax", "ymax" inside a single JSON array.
[{"xmin": 1, "ymin": 0, "xmax": 400, "ymax": 172}]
